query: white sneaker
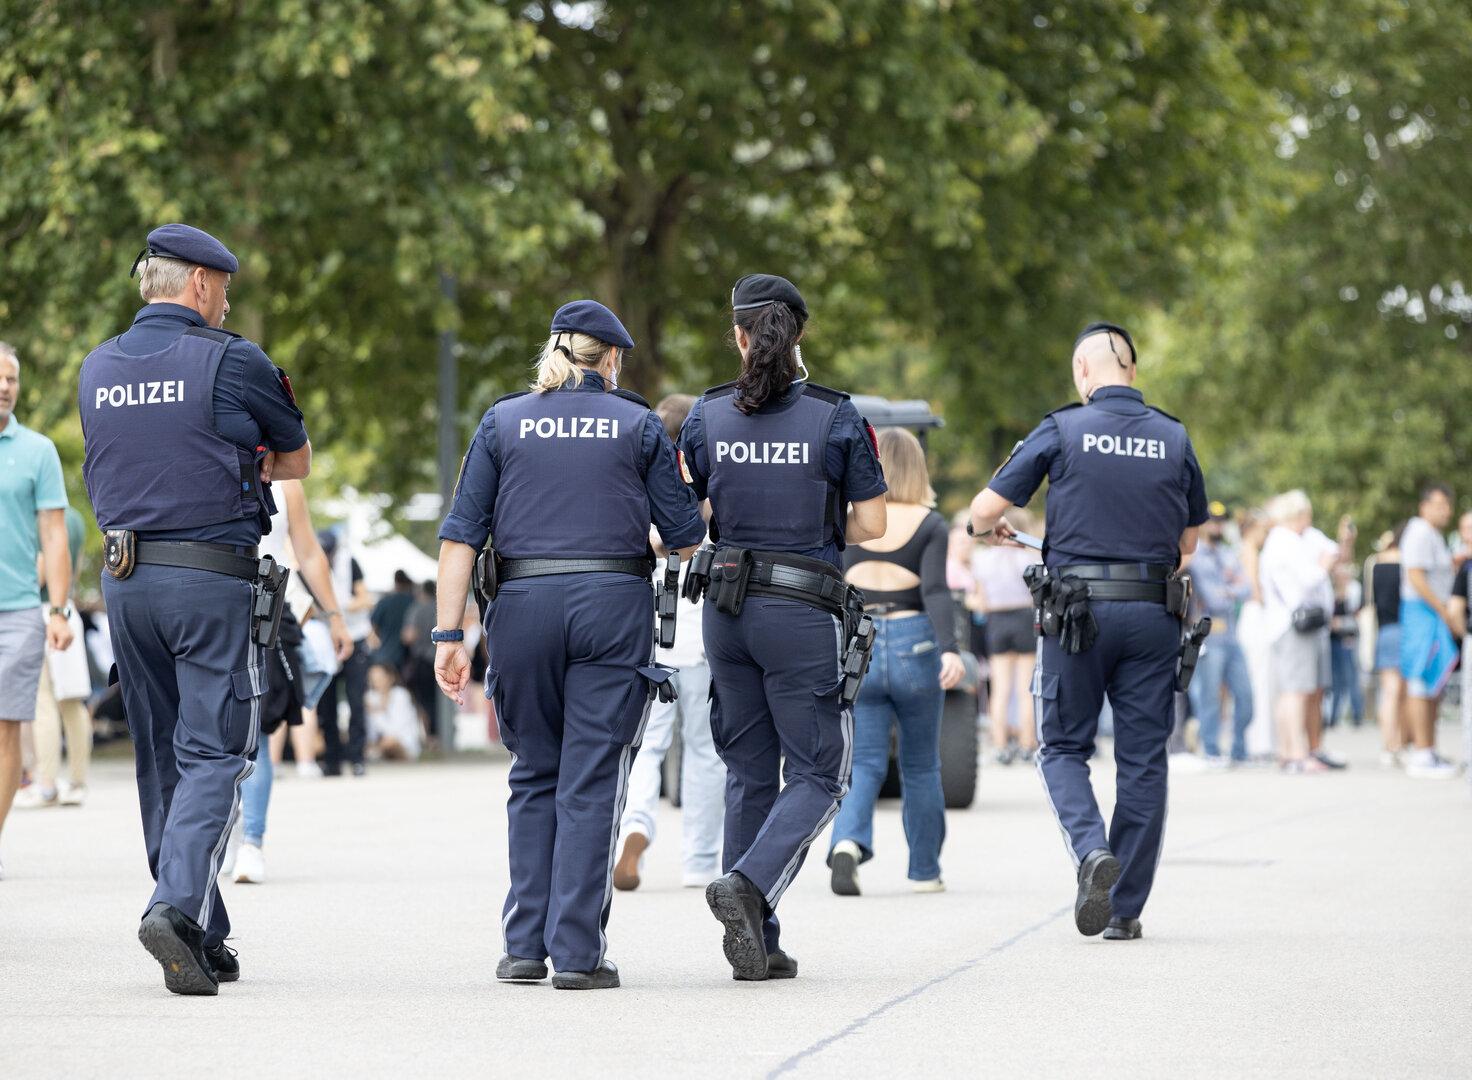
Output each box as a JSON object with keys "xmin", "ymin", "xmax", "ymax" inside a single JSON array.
[
  {"xmin": 1404, "ymin": 749, "xmax": 1458, "ymax": 780},
  {"xmin": 219, "ymin": 816, "xmax": 244, "ymax": 878},
  {"xmin": 13, "ymin": 785, "xmax": 58, "ymax": 810},
  {"xmin": 295, "ymin": 761, "xmax": 323, "ymax": 780},
  {"xmin": 59, "ymin": 783, "xmax": 87, "ymax": 807},
  {"xmin": 234, "ymin": 843, "xmax": 267, "ymax": 884},
  {"xmin": 1378, "ymin": 750, "xmax": 1402, "ymax": 769},
  {"xmin": 1169, "ymin": 752, "xmax": 1209, "ymax": 774},
  {"xmin": 912, "ymin": 878, "xmax": 946, "ymax": 893}
]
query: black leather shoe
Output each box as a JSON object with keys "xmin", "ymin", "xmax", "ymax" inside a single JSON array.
[
  {"xmin": 1102, "ymin": 917, "xmax": 1143, "ymax": 940},
  {"xmin": 205, "ymin": 942, "xmax": 240, "ymax": 983},
  {"xmin": 496, "ymin": 955, "xmax": 549, "ymax": 983},
  {"xmin": 551, "ymin": 960, "xmax": 620, "ymax": 990},
  {"xmin": 705, "ymin": 872, "xmax": 769, "ymax": 981},
  {"xmin": 1074, "ymin": 848, "xmax": 1122, "ymax": 937},
  {"xmin": 734, "ymin": 948, "xmax": 798, "ymax": 981},
  {"xmin": 138, "ymin": 903, "xmax": 219, "ymax": 996}
]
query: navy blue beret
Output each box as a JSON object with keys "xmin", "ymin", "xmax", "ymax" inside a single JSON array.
[
  {"xmin": 130, "ymin": 223, "xmax": 240, "ymax": 278},
  {"xmin": 1074, "ymin": 321, "xmax": 1137, "ymax": 365},
  {"xmin": 549, "ymin": 299, "xmax": 635, "ymax": 350},
  {"xmin": 732, "ymin": 273, "xmax": 808, "ymax": 320}
]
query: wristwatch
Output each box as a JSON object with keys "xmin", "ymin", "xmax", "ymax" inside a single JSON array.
[
  {"xmin": 48, "ymin": 604, "xmax": 73, "ymax": 620},
  {"xmin": 430, "ymin": 627, "xmax": 465, "ymax": 644}
]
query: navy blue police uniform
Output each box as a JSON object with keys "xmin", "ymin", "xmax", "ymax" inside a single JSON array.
[
  {"xmin": 439, "ymin": 301, "xmax": 704, "ymax": 987},
  {"xmin": 678, "ymin": 274, "xmax": 886, "ymax": 977},
  {"xmin": 78, "ymin": 224, "xmax": 307, "ymax": 993},
  {"xmin": 986, "ymin": 325, "xmax": 1208, "ymax": 935}
]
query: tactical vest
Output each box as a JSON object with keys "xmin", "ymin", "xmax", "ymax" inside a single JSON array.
[
  {"xmin": 1044, "ymin": 392, "xmax": 1190, "ymax": 567},
  {"xmin": 78, "ymin": 327, "xmax": 263, "ymax": 532},
  {"xmin": 702, "ymin": 382, "xmax": 842, "ymax": 552},
  {"xmin": 491, "ymin": 386, "xmax": 652, "ymax": 559}
]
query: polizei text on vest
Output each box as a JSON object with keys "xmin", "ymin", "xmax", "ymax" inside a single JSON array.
[
  {"xmin": 714, "ymin": 441, "xmax": 812, "ymax": 464},
  {"xmin": 93, "ymin": 381, "xmax": 186, "ymax": 408}
]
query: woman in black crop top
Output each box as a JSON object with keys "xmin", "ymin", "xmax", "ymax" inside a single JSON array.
[{"xmin": 827, "ymin": 429, "xmax": 961, "ymax": 896}]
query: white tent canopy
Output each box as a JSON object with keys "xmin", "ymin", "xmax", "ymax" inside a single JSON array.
[{"xmin": 318, "ymin": 487, "xmax": 439, "ymax": 593}]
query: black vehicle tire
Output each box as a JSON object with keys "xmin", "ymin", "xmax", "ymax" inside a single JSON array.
[{"xmin": 940, "ymin": 686, "xmax": 980, "ymax": 809}]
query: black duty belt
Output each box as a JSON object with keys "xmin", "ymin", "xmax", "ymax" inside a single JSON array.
[
  {"xmin": 500, "ymin": 557, "xmax": 653, "ymax": 582},
  {"xmin": 135, "ymin": 541, "xmax": 262, "ymax": 580},
  {"xmin": 747, "ymin": 553, "xmax": 856, "ymax": 620},
  {"xmin": 1078, "ymin": 580, "xmax": 1167, "ymax": 603},
  {"xmin": 1056, "ymin": 563, "xmax": 1173, "ymax": 582}
]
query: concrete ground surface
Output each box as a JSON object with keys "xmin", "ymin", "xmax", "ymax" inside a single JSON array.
[{"xmin": 2, "ymin": 724, "xmax": 1468, "ymax": 1079}]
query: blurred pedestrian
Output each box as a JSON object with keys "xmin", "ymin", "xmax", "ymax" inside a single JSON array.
[
  {"xmin": 1397, "ymin": 484, "xmax": 1459, "ymax": 779},
  {"xmin": 366, "ymin": 663, "xmax": 422, "ymax": 760},
  {"xmin": 370, "ymin": 569, "xmax": 416, "ymax": 669},
  {"xmin": 1186, "ymin": 502, "xmax": 1254, "ymax": 765},
  {"xmin": 0, "ymin": 341, "xmax": 74, "ymax": 876},
  {"xmin": 1235, "ymin": 510, "xmax": 1276, "ymax": 759},
  {"xmin": 1367, "ymin": 526, "xmax": 1408, "ymax": 766},
  {"xmin": 401, "ymin": 580, "xmax": 439, "ymax": 736},
  {"xmin": 829, "ymin": 427, "xmax": 962, "ymax": 896},
  {"xmin": 1326, "ymin": 555, "xmax": 1365, "ymax": 727},
  {"xmin": 318, "ymin": 530, "xmax": 372, "ymax": 776},
  {"xmin": 972, "ymin": 507, "xmax": 1041, "ymax": 763}
]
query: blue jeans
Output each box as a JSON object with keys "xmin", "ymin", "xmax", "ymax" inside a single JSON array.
[
  {"xmin": 1327, "ymin": 637, "xmax": 1364, "ymax": 725},
  {"xmin": 240, "ymin": 740, "xmax": 273, "ymax": 846},
  {"xmin": 1187, "ymin": 632, "xmax": 1253, "ymax": 760},
  {"xmin": 829, "ymin": 615, "xmax": 946, "ymax": 881}
]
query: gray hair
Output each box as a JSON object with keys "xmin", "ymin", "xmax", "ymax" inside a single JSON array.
[
  {"xmin": 0, "ymin": 340, "xmax": 17, "ymax": 373},
  {"xmin": 138, "ymin": 256, "xmax": 196, "ymax": 302},
  {"xmin": 1266, "ymin": 489, "xmax": 1312, "ymax": 525}
]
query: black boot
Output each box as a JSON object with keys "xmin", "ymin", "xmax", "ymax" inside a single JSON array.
[
  {"xmin": 706, "ymin": 872, "xmax": 769, "ymax": 981},
  {"xmin": 138, "ymin": 903, "xmax": 219, "ymax": 996},
  {"xmin": 205, "ymin": 942, "xmax": 240, "ymax": 983},
  {"xmin": 1074, "ymin": 848, "xmax": 1122, "ymax": 937},
  {"xmin": 496, "ymin": 955, "xmax": 549, "ymax": 983},
  {"xmin": 1102, "ymin": 917, "xmax": 1143, "ymax": 940},
  {"xmin": 551, "ymin": 960, "xmax": 620, "ymax": 990},
  {"xmin": 734, "ymin": 948, "xmax": 798, "ymax": 982}
]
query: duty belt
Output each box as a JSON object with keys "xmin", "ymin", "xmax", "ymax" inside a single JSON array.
[
  {"xmin": 746, "ymin": 553, "xmax": 858, "ymax": 621},
  {"xmin": 500, "ymin": 557, "xmax": 653, "ymax": 582},
  {"xmin": 1056, "ymin": 563, "xmax": 1174, "ymax": 604},
  {"xmin": 135, "ymin": 540, "xmax": 262, "ymax": 580}
]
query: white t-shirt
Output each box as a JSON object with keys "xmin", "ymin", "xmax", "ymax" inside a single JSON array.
[
  {"xmin": 1401, "ymin": 515, "xmax": 1453, "ymax": 603},
  {"xmin": 1259, "ymin": 525, "xmax": 1331, "ymax": 640},
  {"xmin": 367, "ymin": 685, "xmax": 422, "ymax": 758}
]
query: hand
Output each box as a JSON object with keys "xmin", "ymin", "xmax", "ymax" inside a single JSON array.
[
  {"xmin": 329, "ymin": 614, "xmax": 354, "ymax": 662},
  {"xmin": 435, "ymin": 642, "xmax": 471, "ymax": 707},
  {"xmin": 259, "ymin": 451, "xmax": 277, "ymax": 483},
  {"xmin": 938, "ymin": 651, "xmax": 965, "ymax": 691},
  {"xmin": 988, "ymin": 516, "xmax": 1019, "ymax": 547},
  {"xmin": 46, "ymin": 612, "xmax": 74, "ymax": 652}
]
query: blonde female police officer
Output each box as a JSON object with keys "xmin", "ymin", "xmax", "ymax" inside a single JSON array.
[
  {"xmin": 678, "ymin": 274, "xmax": 888, "ymax": 981},
  {"xmin": 433, "ymin": 300, "xmax": 705, "ymax": 990}
]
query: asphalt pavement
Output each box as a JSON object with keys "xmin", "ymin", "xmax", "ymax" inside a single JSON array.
[{"xmin": 2, "ymin": 724, "xmax": 1467, "ymax": 1079}]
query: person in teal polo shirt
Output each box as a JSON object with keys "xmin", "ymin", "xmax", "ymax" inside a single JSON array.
[{"xmin": 0, "ymin": 341, "xmax": 74, "ymax": 879}]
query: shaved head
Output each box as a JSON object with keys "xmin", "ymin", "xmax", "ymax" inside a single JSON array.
[
  {"xmin": 1071, "ymin": 328, "xmax": 1136, "ymax": 401},
  {"xmin": 1073, "ymin": 329, "xmax": 1134, "ymax": 369}
]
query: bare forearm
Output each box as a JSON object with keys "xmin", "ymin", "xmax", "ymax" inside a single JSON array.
[
  {"xmin": 1407, "ymin": 568, "xmax": 1447, "ymax": 618},
  {"xmin": 437, "ymin": 541, "xmax": 476, "ymax": 630},
  {"xmin": 272, "ymin": 442, "xmax": 312, "ymax": 481},
  {"xmin": 298, "ymin": 549, "xmax": 341, "ymax": 614},
  {"xmin": 38, "ymin": 512, "xmax": 71, "ymax": 607}
]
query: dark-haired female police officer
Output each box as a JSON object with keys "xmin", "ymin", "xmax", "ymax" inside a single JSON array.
[
  {"xmin": 679, "ymin": 274, "xmax": 888, "ymax": 981},
  {"xmin": 433, "ymin": 300, "xmax": 705, "ymax": 990}
]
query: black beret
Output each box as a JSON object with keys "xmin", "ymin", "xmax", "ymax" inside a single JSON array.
[
  {"xmin": 550, "ymin": 299, "xmax": 635, "ymax": 350},
  {"xmin": 130, "ymin": 223, "xmax": 240, "ymax": 278},
  {"xmin": 1074, "ymin": 321, "xmax": 1138, "ymax": 365},
  {"xmin": 731, "ymin": 273, "xmax": 808, "ymax": 320}
]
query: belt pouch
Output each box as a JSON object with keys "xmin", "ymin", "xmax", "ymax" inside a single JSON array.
[
  {"xmin": 104, "ymin": 530, "xmax": 137, "ymax": 579},
  {"xmin": 710, "ymin": 547, "xmax": 752, "ymax": 616}
]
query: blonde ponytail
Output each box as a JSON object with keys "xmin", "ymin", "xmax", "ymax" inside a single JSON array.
[{"xmin": 531, "ymin": 332, "xmax": 611, "ymax": 393}]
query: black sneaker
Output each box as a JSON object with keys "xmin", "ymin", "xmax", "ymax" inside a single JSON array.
[
  {"xmin": 1074, "ymin": 848, "xmax": 1122, "ymax": 937},
  {"xmin": 496, "ymin": 955, "xmax": 548, "ymax": 983},
  {"xmin": 205, "ymin": 942, "xmax": 240, "ymax": 983},
  {"xmin": 551, "ymin": 960, "xmax": 619, "ymax": 990},
  {"xmin": 734, "ymin": 948, "xmax": 798, "ymax": 982},
  {"xmin": 138, "ymin": 903, "xmax": 219, "ymax": 996},
  {"xmin": 1102, "ymin": 917, "xmax": 1143, "ymax": 940},
  {"xmin": 705, "ymin": 872, "xmax": 769, "ymax": 981}
]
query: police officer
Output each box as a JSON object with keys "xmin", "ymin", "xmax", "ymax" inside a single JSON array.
[
  {"xmin": 678, "ymin": 274, "xmax": 888, "ymax": 980},
  {"xmin": 78, "ymin": 224, "xmax": 310, "ymax": 993},
  {"xmin": 968, "ymin": 322, "xmax": 1208, "ymax": 941},
  {"xmin": 433, "ymin": 300, "xmax": 705, "ymax": 990}
]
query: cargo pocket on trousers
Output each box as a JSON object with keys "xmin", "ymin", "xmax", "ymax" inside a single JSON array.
[
  {"xmin": 609, "ymin": 668, "xmax": 659, "ymax": 747},
  {"xmin": 809, "ymin": 679, "xmax": 845, "ymax": 767},
  {"xmin": 1032, "ymin": 669, "xmax": 1059, "ymax": 703},
  {"xmin": 484, "ymin": 668, "xmax": 517, "ymax": 755},
  {"xmin": 229, "ymin": 665, "xmax": 269, "ymax": 755}
]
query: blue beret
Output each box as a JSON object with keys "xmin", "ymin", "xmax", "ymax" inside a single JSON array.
[
  {"xmin": 130, "ymin": 223, "xmax": 239, "ymax": 278},
  {"xmin": 732, "ymin": 273, "xmax": 808, "ymax": 320},
  {"xmin": 1074, "ymin": 321, "xmax": 1137, "ymax": 365},
  {"xmin": 549, "ymin": 299, "xmax": 635, "ymax": 350}
]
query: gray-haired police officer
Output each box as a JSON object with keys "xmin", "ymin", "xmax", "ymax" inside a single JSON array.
[
  {"xmin": 968, "ymin": 322, "xmax": 1208, "ymax": 941},
  {"xmin": 433, "ymin": 300, "xmax": 705, "ymax": 990},
  {"xmin": 678, "ymin": 274, "xmax": 888, "ymax": 980},
  {"xmin": 78, "ymin": 224, "xmax": 311, "ymax": 994}
]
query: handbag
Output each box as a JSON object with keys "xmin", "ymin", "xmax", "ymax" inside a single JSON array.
[{"xmin": 1291, "ymin": 604, "xmax": 1327, "ymax": 633}]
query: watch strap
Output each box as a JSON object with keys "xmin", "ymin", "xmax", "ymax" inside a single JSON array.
[{"xmin": 430, "ymin": 627, "xmax": 465, "ymax": 643}]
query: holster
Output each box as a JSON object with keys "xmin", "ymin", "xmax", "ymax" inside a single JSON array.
[
  {"xmin": 839, "ymin": 612, "xmax": 877, "ymax": 707},
  {"xmin": 251, "ymin": 556, "xmax": 290, "ymax": 648},
  {"xmin": 473, "ymin": 544, "xmax": 500, "ymax": 607},
  {"xmin": 1029, "ymin": 568, "xmax": 1098, "ymax": 655},
  {"xmin": 656, "ymin": 552, "xmax": 681, "ymax": 649},
  {"xmin": 1023, "ymin": 564, "xmax": 1054, "ymax": 636},
  {"xmin": 1175, "ymin": 616, "xmax": 1213, "ymax": 692},
  {"xmin": 682, "ymin": 545, "xmax": 715, "ymax": 603},
  {"xmin": 706, "ymin": 547, "xmax": 754, "ymax": 616},
  {"xmin": 104, "ymin": 530, "xmax": 137, "ymax": 579}
]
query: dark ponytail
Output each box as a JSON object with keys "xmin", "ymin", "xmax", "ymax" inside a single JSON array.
[{"xmin": 732, "ymin": 302, "xmax": 806, "ymax": 415}]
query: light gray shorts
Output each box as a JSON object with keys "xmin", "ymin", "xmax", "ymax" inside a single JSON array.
[
  {"xmin": 0, "ymin": 606, "xmax": 45, "ymax": 722},
  {"xmin": 1272, "ymin": 626, "xmax": 1331, "ymax": 695}
]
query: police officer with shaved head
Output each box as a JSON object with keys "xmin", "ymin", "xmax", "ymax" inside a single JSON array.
[
  {"xmin": 78, "ymin": 224, "xmax": 310, "ymax": 994},
  {"xmin": 434, "ymin": 300, "xmax": 705, "ymax": 990},
  {"xmin": 678, "ymin": 274, "xmax": 888, "ymax": 981},
  {"xmin": 968, "ymin": 322, "xmax": 1208, "ymax": 942}
]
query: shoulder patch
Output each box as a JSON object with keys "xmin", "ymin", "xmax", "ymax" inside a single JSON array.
[
  {"xmin": 798, "ymin": 381, "xmax": 850, "ymax": 404},
  {"xmin": 1044, "ymin": 402, "xmax": 1084, "ymax": 418},
  {"xmin": 704, "ymin": 379, "xmax": 739, "ymax": 398},
  {"xmin": 610, "ymin": 387, "xmax": 651, "ymax": 409},
  {"xmin": 1148, "ymin": 404, "xmax": 1185, "ymax": 425},
  {"xmin": 492, "ymin": 390, "xmax": 531, "ymax": 406}
]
